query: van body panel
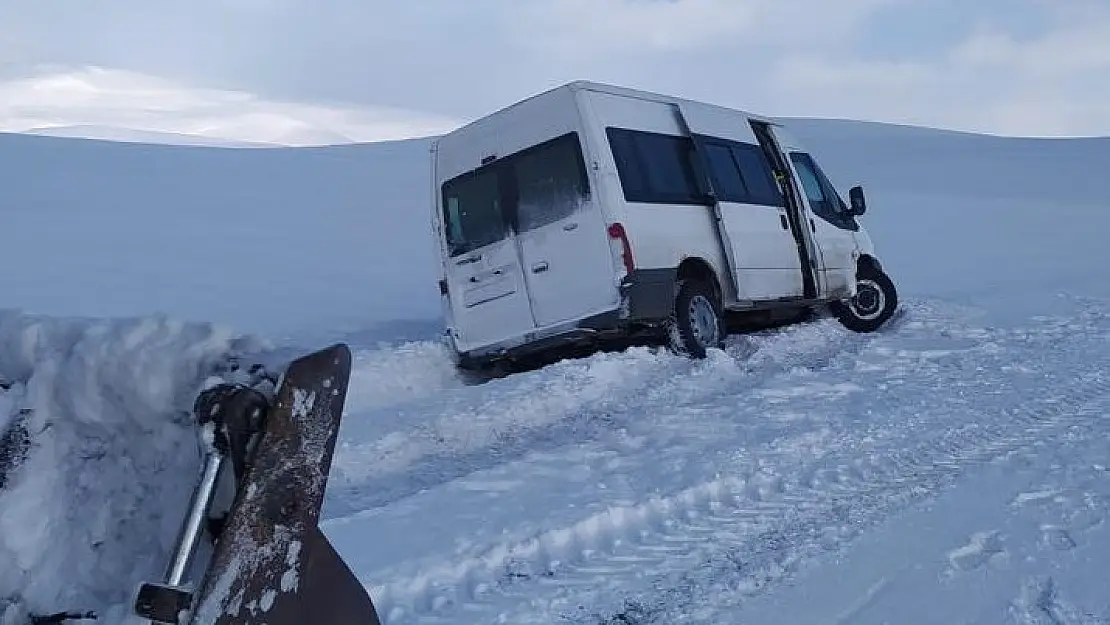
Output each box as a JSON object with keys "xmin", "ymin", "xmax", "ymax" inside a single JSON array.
[
  {"xmin": 578, "ymin": 88, "xmax": 732, "ymax": 298},
  {"xmin": 431, "ymin": 80, "xmax": 879, "ymax": 365}
]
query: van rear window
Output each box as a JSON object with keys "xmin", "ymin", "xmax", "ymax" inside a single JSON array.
[
  {"xmin": 511, "ymin": 133, "xmax": 590, "ymax": 233},
  {"xmin": 440, "ymin": 132, "xmax": 590, "ymax": 255},
  {"xmin": 441, "ymin": 168, "xmax": 507, "ymax": 256}
]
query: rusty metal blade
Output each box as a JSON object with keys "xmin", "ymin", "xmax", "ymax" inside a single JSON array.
[{"xmin": 184, "ymin": 343, "xmax": 380, "ymax": 625}]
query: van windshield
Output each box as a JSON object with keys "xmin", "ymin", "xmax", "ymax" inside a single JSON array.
[
  {"xmin": 441, "ymin": 168, "xmax": 507, "ymax": 257},
  {"xmin": 788, "ymin": 151, "xmax": 855, "ymax": 230}
]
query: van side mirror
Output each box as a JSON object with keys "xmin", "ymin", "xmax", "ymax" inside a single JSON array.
[{"xmin": 848, "ymin": 185, "xmax": 867, "ymax": 216}]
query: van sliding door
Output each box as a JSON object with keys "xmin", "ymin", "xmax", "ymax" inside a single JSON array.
[
  {"xmin": 749, "ymin": 120, "xmax": 820, "ymax": 299},
  {"xmin": 675, "ymin": 104, "xmax": 809, "ymax": 302},
  {"xmin": 440, "ymin": 164, "xmax": 535, "ymax": 353}
]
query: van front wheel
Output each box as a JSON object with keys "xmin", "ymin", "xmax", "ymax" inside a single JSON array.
[
  {"xmin": 831, "ymin": 266, "xmax": 898, "ymax": 333},
  {"xmin": 667, "ymin": 278, "xmax": 724, "ymax": 358}
]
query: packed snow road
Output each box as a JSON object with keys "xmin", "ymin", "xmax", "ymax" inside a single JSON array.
[
  {"xmin": 322, "ymin": 295, "xmax": 1110, "ymax": 624},
  {"xmin": 2, "ymin": 294, "xmax": 1106, "ymax": 625}
]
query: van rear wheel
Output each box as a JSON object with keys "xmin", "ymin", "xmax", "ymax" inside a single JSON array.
[
  {"xmin": 667, "ymin": 278, "xmax": 724, "ymax": 358},
  {"xmin": 831, "ymin": 266, "xmax": 898, "ymax": 333}
]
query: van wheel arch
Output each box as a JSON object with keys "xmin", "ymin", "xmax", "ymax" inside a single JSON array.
[
  {"xmin": 675, "ymin": 257, "xmax": 722, "ymax": 305},
  {"xmin": 857, "ymin": 253, "xmax": 883, "ymax": 277},
  {"xmin": 667, "ymin": 257, "xmax": 725, "ymax": 358}
]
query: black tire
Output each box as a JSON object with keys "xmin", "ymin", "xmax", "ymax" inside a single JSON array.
[
  {"xmin": 667, "ymin": 278, "xmax": 725, "ymax": 358},
  {"xmin": 831, "ymin": 265, "xmax": 898, "ymax": 333}
]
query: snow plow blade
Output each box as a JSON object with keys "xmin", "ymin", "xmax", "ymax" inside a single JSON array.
[{"xmin": 133, "ymin": 342, "xmax": 381, "ymax": 625}]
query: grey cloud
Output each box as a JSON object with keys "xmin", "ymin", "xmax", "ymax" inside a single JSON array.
[
  {"xmin": 0, "ymin": 0, "xmax": 895, "ymax": 121},
  {"xmin": 0, "ymin": 1, "xmax": 537, "ymax": 118},
  {"xmin": 2, "ymin": 0, "xmax": 1108, "ymax": 136}
]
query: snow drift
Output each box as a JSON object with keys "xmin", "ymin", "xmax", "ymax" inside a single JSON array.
[{"xmin": 0, "ymin": 311, "xmax": 268, "ymax": 624}]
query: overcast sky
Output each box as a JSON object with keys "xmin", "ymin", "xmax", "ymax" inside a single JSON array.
[{"xmin": 2, "ymin": 0, "xmax": 1109, "ymax": 144}]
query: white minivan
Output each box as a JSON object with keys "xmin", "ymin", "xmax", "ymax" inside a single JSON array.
[{"xmin": 430, "ymin": 80, "xmax": 898, "ymax": 372}]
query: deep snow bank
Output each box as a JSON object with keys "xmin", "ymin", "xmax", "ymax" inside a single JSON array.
[
  {"xmin": 2, "ymin": 121, "xmax": 1107, "ymax": 346},
  {"xmin": 0, "ymin": 132, "xmax": 440, "ymax": 342},
  {"xmin": 0, "ymin": 310, "xmax": 267, "ymax": 625},
  {"xmin": 839, "ymin": 190, "xmax": 1110, "ymax": 313},
  {"xmin": 785, "ymin": 118, "xmax": 1110, "ymax": 204}
]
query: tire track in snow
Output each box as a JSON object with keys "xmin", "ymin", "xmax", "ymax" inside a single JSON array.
[
  {"xmin": 326, "ymin": 307, "xmax": 915, "ymax": 517},
  {"xmin": 400, "ymin": 379, "xmax": 1109, "ymax": 625},
  {"xmin": 542, "ymin": 313, "xmax": 1110, "ymax": 625},
  {"xmin": 366, "ymin": 304, "xmax": 1110, "ymax": 624}
]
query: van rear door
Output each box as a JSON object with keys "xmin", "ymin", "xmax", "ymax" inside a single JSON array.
[
  {"xmin": 440, "ymin": 166, "xmax": 536, "ymax": 353},
  {"xmin": 508, "ymin": 132, "xmax": 618, "ymax": 328}
]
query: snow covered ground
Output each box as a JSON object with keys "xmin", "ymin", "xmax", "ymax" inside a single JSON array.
[
  {"xmin": 326, "ymin": 297, "xmax": 1110, "ymax": 624},
  {"xmin": 1, "ymin": 119, "xmax": 1108, "ymax": 624}
]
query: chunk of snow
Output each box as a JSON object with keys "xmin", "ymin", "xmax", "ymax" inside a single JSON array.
[{"xmin": 0, "ymin": 310, "xmax": 264, "ymax": 621}]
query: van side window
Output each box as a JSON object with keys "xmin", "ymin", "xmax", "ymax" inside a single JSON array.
[
  {"xmin": 702, "ymin": 140, "xmax": 784, "ymax": 207},
  {"xmin": 788, "ymin": 152, "xmax": 856, "ymax": 230},
  {"xmin": 606, "ymin": 127, "xmax": 703, "ymax": 205},
  {"xmin": 511, "ymin": 133, "xmax": 590, "ymax": 233},
  {"xmin": 704, "ymin": 143, "xmax": 748, "ymax": 201},
  {"xmin": 728, "ymin": 143, "xmax": 785, "ymax": 207},
  {"xmin": 441, "ymin": 168, "xmax": 507, "ymax": 256}
]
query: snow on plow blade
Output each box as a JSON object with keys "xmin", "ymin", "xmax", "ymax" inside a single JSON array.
[{"xmin": 133, "ymin": 343, "xmax": 381, "ymax": 625}]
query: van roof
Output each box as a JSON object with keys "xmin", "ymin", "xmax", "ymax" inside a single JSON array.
[
  {"xmin": 438, "ymin": 79, "xmax": 777, "ymax": 142},
  {"xmin": 566, "ymin": 80, "xmax": 774, "ymax": 122}
]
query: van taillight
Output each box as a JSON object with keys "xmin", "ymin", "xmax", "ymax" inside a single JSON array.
[{"xmin": 607, "ymin": 222, "xmax": 635, "ymax": 275}]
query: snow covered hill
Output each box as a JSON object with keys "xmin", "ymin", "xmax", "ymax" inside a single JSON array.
[
  {"xmin": 18, "ymin": 125, "xmax": 273, "ymax": 148},
  {"xmin": 3, "ymin": 121, "xmax": 1108, "ymax": 337},
  {"xmin": 0, "ymin": 131, "xmax": 440, "ymax": 345},
  {"xmin": 1, "ymin": 118, "xmax": 1108, "ymax": 624},
  {"xmin": 784, "ymin": 117, "xmax": 1110, "ymax": 204}
]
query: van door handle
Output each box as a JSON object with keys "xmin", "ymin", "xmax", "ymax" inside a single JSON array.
[
  {"xmin": 470, "ymin": 269, "xmax": 502, "ymax": 282},
  {"xmin": 532, "ymin": 261, "xmax": 549, "ymax": 273},
  {"xmin": 456, "ymin": 253, "xmax": 481, "ymax": 266},
  {"xmin": 779, "ymin": 214, "xmax": 790, "ymax": 230},
  {"xmin": 563, "ymin": 222, "xmax": 579, "ymax": 231}
]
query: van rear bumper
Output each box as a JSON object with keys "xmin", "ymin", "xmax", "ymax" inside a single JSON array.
[
  {"xmin": 452, "ymin": 268, "xmax": 678, "ymax": 369},
  {"xmin": 454, "ymin": 309, "xmax": 621, "ymax": 369},
  {"xmin": 619, "ymin": 268, "xmax": 676, "ymax": 321}
]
